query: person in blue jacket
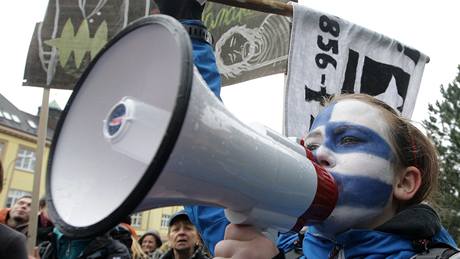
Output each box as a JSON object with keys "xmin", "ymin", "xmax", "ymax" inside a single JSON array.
[
  {"xmin": 150, "ymin": 4, "xmax": 228, "ymax": 256},
  {"xmin": 152, "ymin": 2, "xmax": 458, "ymax": 257},
  {"xmin": 153, "ymin": 0, "xmax": 221, "ymax": 100},
  {"xmin": 188, "ymin": 94, "xmax": 458, "ymax": 258}
]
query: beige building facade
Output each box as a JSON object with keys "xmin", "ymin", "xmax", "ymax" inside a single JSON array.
[{"xmin": 0, "ymin": 93, "xmax": 181, "ymax": 240}]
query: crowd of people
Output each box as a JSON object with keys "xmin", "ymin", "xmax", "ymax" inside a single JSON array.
[
  {"xmin": 0, "ymin": 167, "xmax": 211, "ymax": 259},
  {"xmin": 0, "ymin": 161, "xmax": 54, "ymax": 258},
  {"xmin": 1, "ymin": 0, "xmax": 459, "ymax": 258}
]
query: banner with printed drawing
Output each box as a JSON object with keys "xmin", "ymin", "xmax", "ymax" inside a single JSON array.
[
  {"xmin": 23, "ymin": 0, "xmax": 294, "ymax": 90},
  {"xmin": 284, "ymin": 3, "xmax": 428, "ymax": 138}
]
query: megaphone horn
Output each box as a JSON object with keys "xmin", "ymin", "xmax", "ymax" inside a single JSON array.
[{"xmin": 47, "ymin": 15, "xmax": 337, "ymax": 238}]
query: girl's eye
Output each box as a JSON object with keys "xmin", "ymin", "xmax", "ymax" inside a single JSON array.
[
  {"xmin": 305, "ymin": 143, "xmax": 320, "ymax": 151},
  {"xmin": 339, "ymin": 136, "xmax": 361, "ymax": 145}
]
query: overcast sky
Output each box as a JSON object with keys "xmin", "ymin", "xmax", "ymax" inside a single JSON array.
[{"xmin": 1, "ymin": 0, "xmax": 459, "ymax": 133}]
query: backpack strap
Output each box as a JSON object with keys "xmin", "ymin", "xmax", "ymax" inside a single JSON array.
[
  {"xmin": 411, "ymin": 239, "xmax": 460, "ymax": 259},
  {"xmin": 412, "ymin": 248, "xmax": 460, "ymax": 259},
  {"xmin": 38, "ymin": 241, "xmax": 56, "ymax": 259}
]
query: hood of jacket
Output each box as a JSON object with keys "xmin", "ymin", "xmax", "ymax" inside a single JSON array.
[
  {"xmin": 0, "ymin": 208, "xmax": 10, "ymax": 224},
  {"xmin": 303, "ymin": 204, "xmax": 457, "ymax": 258},
  {"xmin": 0, "ymin": 208, "xmax": 28, "ymax": 236}
]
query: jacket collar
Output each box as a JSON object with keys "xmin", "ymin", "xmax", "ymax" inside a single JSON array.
[
  {"xmin": 304, "ymin": 204, "xmax": 457, "ymax": 257},
  {"xmin": 375, "ymin": 204, "xmax": 440, "ymax": 239},
  {"xmin": 0, "ymin": 208, "xmax": 11, "ymax": 224},
  {"xmin": 309, "ymin": 204, "xmax": 441, "ymax": 242}
]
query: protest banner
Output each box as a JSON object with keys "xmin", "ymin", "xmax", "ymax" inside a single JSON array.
[
  {"xmin": 284, "ymin": 4, "xmax": 428, "ymax": 137},
  {"xmin": 23, "ymin": 0, "xmax": 293, "ymax": 89}
]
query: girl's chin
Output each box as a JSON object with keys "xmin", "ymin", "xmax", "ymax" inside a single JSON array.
[{"xmin": 313, "ymin": 213, "xmax": 378, "ymax": 238}]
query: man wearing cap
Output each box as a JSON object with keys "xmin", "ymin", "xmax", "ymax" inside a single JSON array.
[{"xmin": 161, "ymin": 210, "xmax": 210, "ymax": 259}]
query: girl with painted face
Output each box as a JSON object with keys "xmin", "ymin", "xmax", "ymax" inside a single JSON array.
[
  {"xmin": 210, "ymin": 94, "xmax": 458, "ymax": 258},
  {"xmin": 304, "ymin": 93, "xmax": 434, "ymax": 237},
  {"xmin": 294, "ymin": 94, "xmax": 458, "ymax": 257}
]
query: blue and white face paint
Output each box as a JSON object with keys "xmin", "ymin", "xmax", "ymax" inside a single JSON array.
[{"xmin": 304, "ymin": 100, "xmax": 396, "ymax": 236}]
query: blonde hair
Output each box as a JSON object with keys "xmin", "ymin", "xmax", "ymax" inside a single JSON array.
[
  {"xmin": 131, "ymin": 235, "xmax": 148, "ymax": 259},
  {"xmin": 328, "ymin": 93, "xmax": 439, "ymax": 206}
]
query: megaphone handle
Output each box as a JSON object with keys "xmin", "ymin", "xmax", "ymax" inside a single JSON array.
[
  {"xmin": 224, "ymin": 209, "xmax": 280, "ymax": 244},
  {"xmin": 262, "ymin": 227, "xmax": 280, "ymax": 244}
]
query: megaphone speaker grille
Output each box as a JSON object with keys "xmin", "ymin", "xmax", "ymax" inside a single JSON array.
[{"xmin": 47, "ymin": 15, "xmax": 193, "ymax": 237}]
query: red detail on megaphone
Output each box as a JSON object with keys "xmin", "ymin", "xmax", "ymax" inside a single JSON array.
[
  {"xmin": 109, "ymin": 116, "xmax": 123, "ymax": 127},
  {"xmin": 300, "ymin": 139, "xmax": 316, "ymax": 161},
  {"xmin": 291, "ymin": 149, "xmax": 338, "ymax": 232},
  {"xmin": 305, "ymin": 148, "xmax": 316, "ymax": 162}
]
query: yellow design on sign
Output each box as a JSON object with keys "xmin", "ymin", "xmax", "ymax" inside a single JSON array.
[{"xmin": 45, "ymin": 18, "xmax": 108, "ymax": 68}]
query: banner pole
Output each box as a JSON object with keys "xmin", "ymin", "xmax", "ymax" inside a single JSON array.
[
  {"xmin": 208, "ymin": 0, "xmax": 293, "ymax": 17},
  {"xmin": 26, "ymin": 87, "xmax": 50, "ymax": 254}
]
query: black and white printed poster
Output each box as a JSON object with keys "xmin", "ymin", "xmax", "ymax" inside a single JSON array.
[
  {"xmin": 205, "ymin": 1, "xmax": 293, "ymax": 86},
  {"xmin": 284, "ymin": 3, "xmax": 428, "ymax": 137}
]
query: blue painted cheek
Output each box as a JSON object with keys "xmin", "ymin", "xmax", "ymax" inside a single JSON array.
[{"xmin": 332, "ymin": 172, "xmax": 393, "ymax": 208}]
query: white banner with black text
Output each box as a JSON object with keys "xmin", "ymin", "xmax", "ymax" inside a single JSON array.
[{"xmin": 284, "ymin": 3, "xmax": 428, "ymax": 137}]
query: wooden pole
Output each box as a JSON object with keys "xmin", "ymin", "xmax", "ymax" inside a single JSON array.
[
  {"xmin": 27, "ymin": 88, "xmax": 50, "ymax": 253},
  {"xmin": 208, "ymin": 0, "xmax": 293, "ymax": 17},
  {"xmin": 3, "ymin": 158, "xmax": 18, "ymax": 207}
]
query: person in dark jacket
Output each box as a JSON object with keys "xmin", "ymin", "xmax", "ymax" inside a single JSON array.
[
  {"xmin": 0, "ymin": 160, "xmax": 28, "ymax": 259},
  {"xmin": 37, "ymin": 197, "xmax": 54, "ymax": 245},
  {"xmin": 161, "ymin": 211, "xmax": 210, "ymax": 259},
  {"xmin": 0, "ymin": 194, "xmax": 32, "ymax": 237}
]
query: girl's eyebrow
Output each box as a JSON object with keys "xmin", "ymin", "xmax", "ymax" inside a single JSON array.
[
  {"xmin": 332, "ymin": 123, "xmax": 375, "ymax": 137},
  {"xmin": 333, "ymin": 124, "xmax": 352, "ymax": 134},
  {"xmin": 305, "ymin": 130, "xmax": 322, "ymax": 139}
]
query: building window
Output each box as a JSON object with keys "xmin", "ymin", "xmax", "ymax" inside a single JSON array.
[
  {"xmin": 27, "ymin": 120, "xmax": 37, "ymax": 129},
  {"xmin": 0, "ymin": 142, "xmax": 4, "ymax": 155},
  {"xmin": 11, "ymin": 114, "xmax": 21, "ymax": 123},
  {"xmin": 6, "ymin": 189, "xmax": 31, "ymax": 208},
  {"xmin": 15, "ymin": 147, "xmax": 36, "ymax": 172},
  {"xmin": 161, "ymin": 214, "xmax": 171, "ymax": 229},
  {"xmin": 131, "ymin": 213, "xmax": 142, "ymax": 227},
  {"xmin": 2, "ymin": 111, "xmax": 12, "ymax": 120}
]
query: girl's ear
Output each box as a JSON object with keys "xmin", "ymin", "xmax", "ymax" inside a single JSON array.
[{"xmin": 393, "ymin": 166, "xmax": 422, "ymax": 201}]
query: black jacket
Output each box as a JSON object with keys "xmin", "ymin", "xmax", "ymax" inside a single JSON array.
[{"xmin": 0, "ymin": 224, "xmax": 28, "ymax": 259}]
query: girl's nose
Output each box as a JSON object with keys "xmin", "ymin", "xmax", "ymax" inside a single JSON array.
[{"xmin": 314, "ymin": 146, "xmax": 336, "ymax": 168}]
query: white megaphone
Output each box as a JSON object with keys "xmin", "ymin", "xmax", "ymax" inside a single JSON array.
[{"xmin": 46, "ymin": 15, "xmax": 338, "ymax": 238}]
